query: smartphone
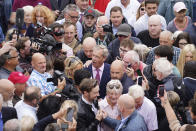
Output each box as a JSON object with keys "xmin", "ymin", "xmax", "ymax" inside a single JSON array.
[
  {"xmin": 66, "ymin": 108, "xmax": 74, "ymax": 122},
  {"xmin": 158, "ymin": 85, "xmax": 164, "ymax": 97},
  {"xmin": 136, "ymin": 69, "xmax": 142, "ymax": 76},
  {"xmin": 137, "ymin": 76, "xmax": 143, "ymax": 86}
]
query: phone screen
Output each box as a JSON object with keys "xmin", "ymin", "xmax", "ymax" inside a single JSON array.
[
  {"xmin": 158, "ymin": 85, "xmax": 164, "ymax": 97},
  {"xmin": 66, "ymin": 108, "xmax": 74, "ymax": 122},
  {"xmin": 137, "ymin": 76, "xmax": 143, "ymax": 86}
]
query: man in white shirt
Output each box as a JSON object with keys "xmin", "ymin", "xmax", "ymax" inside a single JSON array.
[
  {"xmin": 134, "ymin": 0, "xmax": 167, "ymax": 35},
  {"xmin": 14, "ymin": 86, "xmax": 41, "ymax": 123},
  {"xmin": 128, "ymin": 84, "xmax": 158, "ymax": 131},
  {"xmin": 105, "ymin": 0, "xmax": 140, "ymax": 22}
]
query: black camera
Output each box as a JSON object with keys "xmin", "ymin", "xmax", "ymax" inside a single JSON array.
[
  {"xmin": 47, "ymin": 70, "xmax": 64, "ymax": 86},
  {"xmin": 102, "ymin": 24, "xmax": 112, "ymax": 33}
]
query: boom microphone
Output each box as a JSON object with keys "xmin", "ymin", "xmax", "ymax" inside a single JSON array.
[{"xmin": 16, "ymin": 8, "xmax": 24, "ymax": 30}]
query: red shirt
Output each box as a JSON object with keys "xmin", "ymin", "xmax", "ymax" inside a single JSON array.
[
  {"xmin": 12, "ymin": 0, "xmax": 52, "ymax": 11},
  {"xmin": 94, "ymin": 0, "xmax": 110, "ymax": 13}
]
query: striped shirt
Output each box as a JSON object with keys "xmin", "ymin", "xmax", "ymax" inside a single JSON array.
[{"xmin": 27, "ymin": 70, "xmax": 56, "ymax": 96}]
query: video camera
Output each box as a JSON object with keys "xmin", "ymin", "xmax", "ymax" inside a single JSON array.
[
  {"xmin": 102, "ymin": 24, "xmax": 113, "ymax": 33},
  {"xmin": 47, "ymin": 70, "xmax": 64, "ymax": 86},
  {"xmin": 31, "ymin": 22, "xmax": 62, "ymax": 55}
]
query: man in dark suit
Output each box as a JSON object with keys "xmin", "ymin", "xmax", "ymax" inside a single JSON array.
[
  {"xmin": 86, "ymin": 44, "xmax": 111, "ymax": 98},
  {"xmin": 110, "ymin": 60, "xmax": 134, "ymax": 94},
  {"xmin": 77, "ymin": 78, "xmax": 103, "ymax": 131},
  {"xmin": 103, "ymin": 94, "xmax": 147, "ymax": 131}
]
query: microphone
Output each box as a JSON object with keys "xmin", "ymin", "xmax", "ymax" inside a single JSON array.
[{"xmin": 16, "ymin": 8, "xmax": 24, "ymax": 30}]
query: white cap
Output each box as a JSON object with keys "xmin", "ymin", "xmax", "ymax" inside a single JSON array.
[{"xmin": 173, "ymin": 2, "xmax": 187, "ymax": 12}]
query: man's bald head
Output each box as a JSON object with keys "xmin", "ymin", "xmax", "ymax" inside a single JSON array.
[
  {"xmin": 159, "ymin": 31, "xmax": 174, "ymax": 46},
  {"xmin": 31, "ymin": 53, "xmax": 46, "ymax": 74},
  {"xmin": 83, "ymin": 37, "xmax": 97, "ymax": 58},
  {"xmin": 0, "ymin": 79, "xmax": 15, "ymax": 102},
  {"xmin": 110, "ymin": 60, "xmax": 125, "ymax": 80},
  {"xmin": 148, "ymin": 15, "xmax": 162, "ymax": 38},
  {"xmin": 118, "ymin": 94, "xmax": 135, "ymax": 110}
]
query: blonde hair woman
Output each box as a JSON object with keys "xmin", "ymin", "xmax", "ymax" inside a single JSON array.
[
  {"xmin": 20, "ymin": 116, "xmax": 35, "ymax": 131},
  {"xmin": 177, "ymin": 44, "xmax": 196, "ymax": 77},
  {"xmin": 64, "ymin": 56, "xmax": 83, "ymax": 80}
]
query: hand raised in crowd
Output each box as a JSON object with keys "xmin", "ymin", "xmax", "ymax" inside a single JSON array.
[
  {"xmin": 57, "ymin": 78, "xmax": 66, "ymax": 91},
  {"xmin": 141, "ymin": 74, "xmax": 149, "ymax": 91},
  {"xmin": 126, "ymin": 67, "xmax": 136, "ymax": 80},
  {"xmin": 83, "ymin": 60, "xmax": 92, "ymax": 68},
  {"xmin": 0, "ymin": 41, "xmax": 14, "ymax": 56}
]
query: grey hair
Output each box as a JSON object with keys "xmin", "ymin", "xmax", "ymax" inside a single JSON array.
[
  {"xmin": 23, "ymin": 5, "xmax": 34, "ymax": 14},
  {"xmin": 106, "ymin": 79, "xmax": 123, "ymax": 94},
  {"xmin": 4, "ymin": 119, "xmax": 21, "ymax": 131},
  {"xmin": 63, "ymin": 4, "xmax": 80, "ymax": 14},
  {"xmin": 128, "ymin": 84, "xmax": 144, "ymax": 99},
  {"xmin": 133, "ymin": 44, "xmax": 150, "ymax": 62},
  {"xmin": 93, "ymin": 45, "xmax": 109, "ymax": 58},
  {"xmin": 125, "ymin": 50, "xmax": 140, "ymax": 64},
  {"xmin": 153, "ymin": 58, "xmax": 173, "ymax": 78}
]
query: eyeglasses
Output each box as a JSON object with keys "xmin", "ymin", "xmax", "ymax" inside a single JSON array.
[
  {"xmin": 108, "ymin": 85, "xmax": 120, "ymax": 89},
  {"xmin": 68, "ymin": 57, "xmax": 81, "ymax": 67},
  {"xmin": 68, "ymin": 14, "xmax": 79, "ymax": 19},
  {"xmin": 140, "ymin": 8, "xmax": 145, "ymax": 11},
  {"xmin": 119, "ymin": 47, "xmax": 128, "ymax": 53},
  {"xmin": 8, "ymin": 55, "xmax": 19, "ymax": 59},
  {"xmin": 179, "ymin": 42, "xmax": 188, "ymax": 46}
]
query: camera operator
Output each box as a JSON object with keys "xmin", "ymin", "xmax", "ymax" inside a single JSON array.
[
  {"xmin": 49, "ymin": 22, "xmax": 73, "ymax": 57},
  {"xmin": 94, "ymin": 16, "xmax": 115, "ymax": 47},
  {"xmin": 27, "ymin": 53, "xmax": 66, "ymax": 101}
]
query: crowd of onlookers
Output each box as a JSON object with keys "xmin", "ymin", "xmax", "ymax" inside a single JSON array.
[{"xmin": 0, "ymin": 0, "xmax": 196, "ymax": 131}]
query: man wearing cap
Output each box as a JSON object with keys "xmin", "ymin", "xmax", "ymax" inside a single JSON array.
[
  {"xmin": 82, "ymin": 8, "xmax": 97, "ymax": 37},
  {"xmin": 167, "ymin": 2, "xmax": 196, "ymax": 45},
  {"xmin": 8, "ymin": 72, "xmax": 29, "ymax": 106},
  {"xmin": 107, "ymin": 23, "xmax": 141, "ymax": 64}
]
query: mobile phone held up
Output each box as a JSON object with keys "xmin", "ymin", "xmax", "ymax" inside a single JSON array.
[
  {"xmin": 137, "ymin": 76, "xmax": 143, "ymax": 86},
  {"xmin": 158, "ymin": 85, "xmax": 164, "ymax": 97}
]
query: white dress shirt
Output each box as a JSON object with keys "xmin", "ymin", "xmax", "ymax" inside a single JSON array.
[
  {"xmin": 92, "ymin": 63, "xmax": 104, "ymax": 81},
  {"xmin": 105, "ymin": 0, "xmax": 140, "ymax": 21},
  {"xmin": 14, "ymin": 100, "xmax": 38, "ymax": 123},
  {"xmin": 134, "ymin": 13, "xmax": 167, "ymax": 35}
]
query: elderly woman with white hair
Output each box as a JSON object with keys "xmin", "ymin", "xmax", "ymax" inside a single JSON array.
[
  {"xmin": 153, "ymin": 58, "xmax": 185, "ymax": 101},
  {"xmin": 99, "ymin": 79, "xmax": 123, "ymax": 131}
]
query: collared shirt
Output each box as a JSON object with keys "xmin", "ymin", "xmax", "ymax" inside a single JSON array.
[
  {"xmin": 55, "ymin": 18, "xmax": 83, "ymax": 41},
  {"xmin": 62, "ymin": 43, "xmax": 74, "ymax": 57},
  {"xmin": 112, "ymin": 25, "xmax": 118, "ymax": 36},
  {"xmin": 117, "ymin": 115, "xmax": 130, "ymax": 131},
  {"xmin": 146, "ymin": 46, "xmax": 181, "ymax": 65},
  {"xmin": 92, "ymin": 63, "xmax": 104, "ymax": 80},
  {"xmin": 137, "ymin": 97, "xmax": 158, "ymax": 131},
  {"xmin": 134, "ymin": 13, "xmax": 167, "ymax": 35},
  {"xmin": 14, "ymin": 100, "xmax": 38, "ymax": 122},
  {"xmin": 99, "ymin": 97, "xmax": 120, "ymax": 131},
  {"xmin": 27, "ymin": 69, "xmax": 56, "ymax": 96},
  {"xmin": 82, "ymin": 95, "xmax": 98, "ymax": 114},
  {"xmin": 105, "ymin": 0, "xmax": 140, "ymax": 21}
]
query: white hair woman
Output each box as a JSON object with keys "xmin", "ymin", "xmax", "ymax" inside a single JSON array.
[{"xmin": 99, "ymin": 79, "xmax": 123, "ymax": 131}]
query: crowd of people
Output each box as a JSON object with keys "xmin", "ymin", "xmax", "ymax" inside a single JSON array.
[{"xmin": 0, "ymin": 0, "xmax": 196, "ymax": 131}]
